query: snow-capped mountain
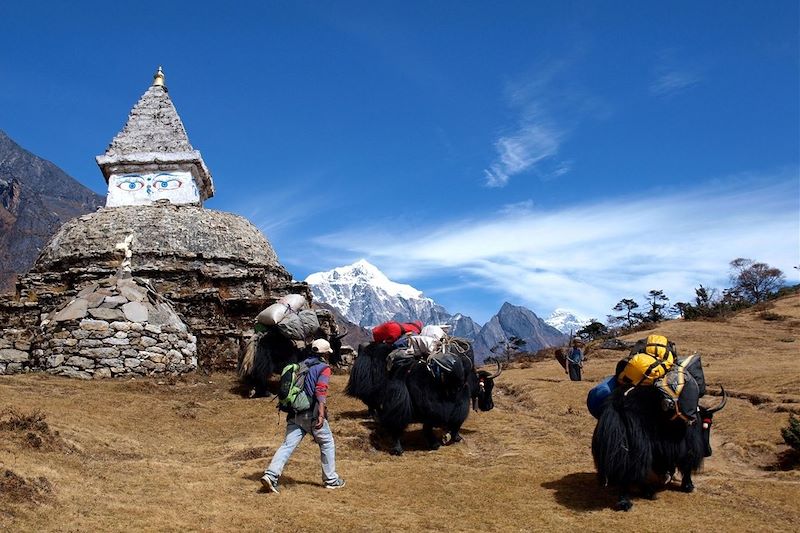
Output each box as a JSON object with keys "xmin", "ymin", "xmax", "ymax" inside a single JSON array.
[
  {"xmin": 305, "ymin": 259, "xmax": 451, "ymax": 327},
  {"xmin": 306, "ymin": 260, "xmax": 567, "ymax": 362},
  {"xmin": 544, "ymin": 308, "xmax": 590, "ymax": 335}
]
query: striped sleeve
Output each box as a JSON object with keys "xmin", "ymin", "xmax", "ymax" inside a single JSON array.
[{"xmin": 315, "ymin": 366, "xmax": 331, "ymax": 404}]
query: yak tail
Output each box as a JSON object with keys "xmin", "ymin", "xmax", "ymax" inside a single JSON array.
[{"xmin": 238, "ymin": 333, "xmax": 262, "ymax": 378}]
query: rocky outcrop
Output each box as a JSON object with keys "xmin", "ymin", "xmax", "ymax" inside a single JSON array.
[{"xmin": 0, "ymin": 131, "xmax": 103, "ymax": 293}]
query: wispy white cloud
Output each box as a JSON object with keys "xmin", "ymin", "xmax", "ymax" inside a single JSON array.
[
  {"xmin": 650, "ymin": 69, "xmax": 702, "ymax": 97},
  {"xmin": 484, "ymin": 120, "xmax": 563, "ymax": 187},
  {"xmin": 310, "ymin": 174, "xmax": 799, "ymax": 321},
  {"xmin": 650, "ymin": 49, "xmax": 703, "ymax": 97},
  {"xmin": 483, "ymin": 65, "xmax": 579, "ymax": 187}
]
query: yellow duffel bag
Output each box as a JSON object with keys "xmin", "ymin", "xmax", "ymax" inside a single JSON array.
[{"xmin": 616, "ymin": 351, "xmax": 675, "ymax": 387}]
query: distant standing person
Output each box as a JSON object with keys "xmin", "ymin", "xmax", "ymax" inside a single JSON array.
[
  {"xmin": 567, "ymin": 341, "xmax": 583, "ymax": 381},
  {"xmin": 261, "ymin": 339, "xmax": 346, "ymax": 493}
]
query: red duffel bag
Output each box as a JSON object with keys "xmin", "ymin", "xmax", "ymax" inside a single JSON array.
[{"xmin": 372, "ymin": 320, "xmax": 423, "ymax": 344}]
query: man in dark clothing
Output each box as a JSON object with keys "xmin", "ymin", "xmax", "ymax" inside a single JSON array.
[
  {"xmin": 567, "ymin": 342, "xmax": 583, "ymax": 381},
  {"xmin": 261, "ymin": 339, "xmax": 345, "ymax": 493}
]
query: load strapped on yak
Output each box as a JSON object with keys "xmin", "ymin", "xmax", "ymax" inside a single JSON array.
[
  {"xmin": 588, "ymin": 334, "xmax": 707, "ymax": 423},
  {"xmin": 255, "ymin": 294, "xmax": 320, "ymax": 345},
  {"xmin": 379, "ymin": 322, "xmax": 473, "ymax": 384}
]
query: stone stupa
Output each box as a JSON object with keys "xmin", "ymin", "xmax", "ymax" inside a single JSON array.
[{"xmin": 0, "ymin": 68, "xmax": 314, "ymax": 374}]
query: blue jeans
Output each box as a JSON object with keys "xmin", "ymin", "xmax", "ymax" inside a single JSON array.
[{"xmin": 265, "ymin": 419, "xmax": 340, "ymax": 484}]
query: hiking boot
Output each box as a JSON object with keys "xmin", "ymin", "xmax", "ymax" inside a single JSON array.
[
  {"xmin": 260, "ymin": 474, "xmax": 279, "ymax": 494},
  {"xmin": 325, "ymin": 478, "xmax": 346, "ymax": 490}
]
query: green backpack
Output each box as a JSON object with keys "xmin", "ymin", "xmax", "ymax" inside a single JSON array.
[{"xmin": 277, "ymin": 361, "xmax": 314, "ymax": 413}]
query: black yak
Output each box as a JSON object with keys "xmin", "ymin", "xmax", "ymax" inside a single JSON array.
[
  {"xmin": 375, "ymin": 352, "xmax": 502, "ymax": 455},
  {"xmin": 592, "ymin": 384, "xmax": 727, "ymax": 511},
  {"xmin": 237, "ymin": 325, "xmax": 345, "ymax": 398},
  {"xmin": 345, "ymin": 342, "xmax": 395, "ymax": 417},
  {"xmin": 346, "ymin": 338, "xmax": 501, "ymax": 417}
]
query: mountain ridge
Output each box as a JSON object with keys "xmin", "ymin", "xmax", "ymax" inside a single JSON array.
[
  {"xmin": 0, "ymin": 130, "xmax": 104, "ymax": 293},
  {"xmin": 306, "ymin": 260, "xmax": 568, "ymax": 360}
]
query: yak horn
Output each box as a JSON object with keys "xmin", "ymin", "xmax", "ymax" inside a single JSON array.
[
  {"xmin": 487, "ymin": 358, "xmax": 502, "ymax": 380},
  {"xmin": 705, "ymin": 386, "xmax": 727, "ymax": 414},
  {"xmin": 334, "ymin": 328, "xmax": 349, "ymax": 340}
]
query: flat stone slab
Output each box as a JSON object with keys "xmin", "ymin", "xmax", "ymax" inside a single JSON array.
[
  {"xmin": 54, "ymin": 299, "xmax": 88, "ymax": 322},
  {"xmin": 0, "ymin": 349, "xmax": 29, "ymax": 363},
  {"xmin": 89, "ymin": 307, "xmax": 125, "ymax": 321},
  {"xmin": 122, "ymin": 301, "xmax": 149, "ymax": 323}
]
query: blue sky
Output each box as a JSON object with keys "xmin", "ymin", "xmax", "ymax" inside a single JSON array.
[{"xmin": 1, "ymin": 1, "xmax": 798, "ymax": 324}]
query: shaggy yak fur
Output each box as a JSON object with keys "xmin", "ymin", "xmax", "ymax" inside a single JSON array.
[
  {"xmin": 346, "ymin": 338, "xmax": 501, "ymax": 418},
  {"xmin": 237, "ymin": 327, "xmax": 344, "ymax": 398},
  {"xmin": 591, "ymin": 384, "xmax": 727, "ymax": 511},
  {"xmin": 379, "ymin": 354, "xmax": 472, "ymax": 456}
]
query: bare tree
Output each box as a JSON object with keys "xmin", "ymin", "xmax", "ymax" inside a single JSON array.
[
  {"xmin": 729, "ymin": 258, "xmax": 785, "ymax": 303},
  {"xmin": 490, "ymin": 336, "xmax": 527, "ymax": 363}
]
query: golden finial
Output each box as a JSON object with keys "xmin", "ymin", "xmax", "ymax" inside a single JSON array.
[{"xmin": 152, "ymin": 66, "xmax": 166, "ymax": 88}]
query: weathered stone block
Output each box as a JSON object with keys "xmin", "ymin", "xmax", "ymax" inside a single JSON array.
[
  {"xmin": 89, "ymin": 308, "xmax": 125, "ymax": 321},
  {"xmin": 14, "ymin": 341, "xmax": 32, "ymax": 351},
  {"xmin": 66, "ymin": 356, "xmax": 94, "ymax": 369},
  {"xmin": 6, "ymin": 362, "xmax": 24, "ymax": 373},
  {"xmin": 122, "ymin": 301, "xmax": 148, "ymax": 322},
  {"xmin": 0, "ymin": 349, "xmax": 29, "ymax": 363},
  {"xmin": 139, "ymin": 336, "xmax": 158, "ymax": 348},
  {"xmin": 79, "ymin": 339, "xmax": 104, "ymax": 348},
  {"xmin": 64, "ymin": 338, "xmax": 78, "ymax": 347},
  {"xmin": 84, "ymin": 292, "xmax": 106, "ymax": 308},
  {"xmin": 57, "ymin": 367, "xmax": 92, "ymax": 379},
  {"xmin": 72, "ymin": 329, "xmax": 90, "ymax": 340},
  {"xmin": 82, "ymin": 347, "xmax": 120, "ymax": 359},
  {"xmin": 124, "ymin": 358, "xmax": 141, "ymax": 368},
  {"xmin": 144, "ymin": 324, "xmax": 162, "ymax": 335},
  {"xmin": 113, "ymin": 331, "xmax": 128, "ymax": 339},
  {"xmin": 81, "ymin": 319, "xmax": 110, "ymax": 331},
  {"xmin": 99, "ymin": 358, "xmax": 123, "ymax": 367},
  {"xmin": 103, "ymin": 337, "xmax": 130, "ymax": 346},
  {"xmin": 93, "ymin": 368, "xmax": 112, "ymax": 379},
  {"xmin": 54, "ymin": 299, "xmax": 88, "ymax": 321},
  {"xmin": 47, "ymin": 354, "xmax": 65, "ymax": 367},
  {"xmin": 103, "ymin": 295, "xmax": 128, "ymax": 307},
  {"xmin": 110, "ymin": 321, "xmax": 132, "ymax": 332}
]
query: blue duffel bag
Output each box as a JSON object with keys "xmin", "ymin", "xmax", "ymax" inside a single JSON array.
[{"xmin": 587, "ymin": 375, "xmax": 617, "ymax": 419}]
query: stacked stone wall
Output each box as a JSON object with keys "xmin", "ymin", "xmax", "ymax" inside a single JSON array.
[
  {"xmin": 39, "ymin": 319, "xmax": 196, "ymax": 379},
  {"xmin": 0, "ymin": 328, "xmax": 34, "ymax": 374}
]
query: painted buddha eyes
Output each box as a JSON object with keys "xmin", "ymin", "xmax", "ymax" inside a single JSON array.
[
  {"xmin": 152, "ymin": 177, "xmax": 182, "ymax": 190},
  {"xmin": 115, "ymin": 174, "xmax": 183, "ymax": 192},
  {"xmin": 116, "ymin": 177, "xmax": 145, "ymax": 191}
]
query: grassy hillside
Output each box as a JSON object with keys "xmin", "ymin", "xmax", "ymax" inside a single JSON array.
[{"xmin": 1, "ymin": 294, "xmax": 798, "ymax": 531}]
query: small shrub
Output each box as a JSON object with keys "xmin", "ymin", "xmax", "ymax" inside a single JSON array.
[
  {"xmin": 782, "ymin": 414, "xmax": 800, "ymax": 452},
  {"xmin": 759, "ymin": 311, "xmax": 785, "ymax": 322},
  {"xmin": 0, "ymin": 409, "xmax": 49, "ymax": 433}
]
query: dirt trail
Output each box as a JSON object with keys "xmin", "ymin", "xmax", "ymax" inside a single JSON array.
[{"xmin": 1, "ymin": 294, "xmax": 798, "ymax": 531}]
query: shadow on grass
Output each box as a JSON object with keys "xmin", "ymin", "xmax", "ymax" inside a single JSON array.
[
  {"xmin": 243, "ymin": 471, "xmax": 322, "ymax": 492},
  {"xmin": 765, "ymin": 449, "xmax": 800, "ymax": 471},
  {"xmin": 367, "ymin": 427, "xmax": 475, "ymax": 455},
  {"xmin": 541, "ymin": 472, "xmax": 617, "ymax": 511}
]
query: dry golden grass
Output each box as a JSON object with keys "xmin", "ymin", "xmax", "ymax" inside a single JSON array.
[{"xmin": 1, "ymin": 294, "xmax": 799, "ymax": 531}]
